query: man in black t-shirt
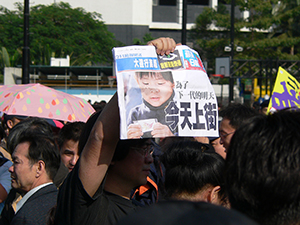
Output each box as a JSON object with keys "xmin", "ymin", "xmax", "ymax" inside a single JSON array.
[{"xmin": 54, "ymin": 38, "xmax": 177, "ymax": 225}]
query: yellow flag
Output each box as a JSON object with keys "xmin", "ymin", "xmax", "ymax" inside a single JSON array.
[{"xmin": 268, "ymin": 67, "xmax": 300, "ymax": 113}]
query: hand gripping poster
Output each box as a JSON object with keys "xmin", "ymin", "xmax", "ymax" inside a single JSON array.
[{"xmin": 112, "ymin": 45, "xmax": 218, "ymax": 140}]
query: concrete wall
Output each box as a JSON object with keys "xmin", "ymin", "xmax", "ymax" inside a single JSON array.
[
  {"xmin": 107, "ymin": 25, "xmax": 149, "ymax": 45},
  {"xmin": 4, "ymin": 67, "xmax": 22, "ymax": 85}
]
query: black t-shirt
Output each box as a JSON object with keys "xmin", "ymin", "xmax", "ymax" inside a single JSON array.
[{"xmin": 54, "ymin": 160, "xmax": 141, "ymax": 225}]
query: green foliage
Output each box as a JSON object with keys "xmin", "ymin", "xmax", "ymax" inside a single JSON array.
[
  {"xmin": 0, "ymin": 46, "xmax": 21, "ymax": 83},
  {"xmin": 190, "ymin": 0, "xmax": 300, "ymax": 73},
  {"xmin": 1, "ymin": 47, "xmax": 10, "ymax": 67},
  {"xmin": 133, "ymin": 33, "xmax": 155, "ymax": 45},
  {"xmin": 0, "ymin": 2, "xmax": 120, "ymax": 69},
  {"xmin": 0, "ymin": 46, "xmax": 22, "ymax": 68}
]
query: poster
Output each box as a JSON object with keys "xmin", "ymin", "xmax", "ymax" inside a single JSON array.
[
  {"xmin": 112, "ymin": 45, "xmax": 218, "ymax": 139},
  {"xmin": 268, "ymin": 66, "xmax": 300, "ymax": 113}
]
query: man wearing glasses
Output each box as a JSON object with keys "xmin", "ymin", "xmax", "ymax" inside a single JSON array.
[
  {"xmin": 54, "ymin": 38, "xmax": 176, "ymax": 225},
  {"xmin": 219, "ymin": 103, "xmax": 258, "ymax": 151}
]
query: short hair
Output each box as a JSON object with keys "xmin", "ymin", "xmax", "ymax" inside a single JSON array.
[
  {"xmin": 7, "ymin": 117, "xmax": 53, "ymax": 154},
  {"xmin": 161, "ymin": 140, "xmax": 226, "ymax": 202},
  {"xmin": 225, "ymin": 110, "xmax": 300, "ymax": 225},
  {"xmin": 57, "ymin": 122, "xmax": 85, "ymax": 149},
  {"xmin": 117, "ymin": 201, "xmax": 258, "ymax": 225},
  {"xmin": 135, "ymin": 71, "xmax": 174, "ymax": 84},
  {"xmin": 112, "ymin": 138, "xmax": 153, "ymax": 162},
  {"xmin": 220, "ymin": 103, "xmax": 258, "ymax": 129},
  {"xmin": 17, "ymin": 132, "xmax": 60, "ymax": 181},
  {"xmin": 0, "ymin": 125, "xmax": 6, "ymax": 140}
]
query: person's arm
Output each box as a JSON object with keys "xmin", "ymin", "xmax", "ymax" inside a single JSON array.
[
  {"xmin": 79, "ymin": 93, "xmax": 119, "ymax": 197},
  {"xmin": 79, "ymin": 37, "xmax": 178, "ymax": 197}
]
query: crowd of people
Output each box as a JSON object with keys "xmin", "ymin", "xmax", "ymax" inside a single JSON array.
[{"xmin": 0, "ymin": 37, "xmax": 298, "ymax": 225}]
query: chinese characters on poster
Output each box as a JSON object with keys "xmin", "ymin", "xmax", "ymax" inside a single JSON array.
[{"xmin": 113, "ymin": 45, "xmax": 218, "ymax": 139}]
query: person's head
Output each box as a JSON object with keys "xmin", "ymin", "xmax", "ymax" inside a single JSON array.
[
  {"xmin": 108, "ymin": 138, "xmax": 154, "ymax": 189},
  {"xmin": 117, "ymin": 201, "xmax": 258, "ymax": 225},
  {"xmin": 135, "ymin": 71, "xmax": 174, "ymax": 107},
  {"xmin": 252, "ymin": 101, "xmax": 260, "ymax": 112},
  {"xmin": 259, "ymin": 99, "xmax": 269, "ymax": 114},
  {"xmin": 2, "ymin": 114, "xmax": 28, "ymax": 136},
  {"xmin": 9, "ymin": 132, "xmax": 60, "ymax": 194},
  {"xmin": 161, "ymin": 140, "xmax": 227, "ymax": 206},
  {"xmin": 57, "ymin": 122, "xmax": 85, "ymax": 172},
  {"xmin": 0, "ymin": 125, "xmax": 6, "ymax": 141},
  {"xmin": 7, "ymin": 117, "xmax": 53, "ymax": 155},
  {"xmin": 159, "ymin": 136, "xmax": 196, "ymax": 151},
  {"xmin": 99, "ymin": 100, "xmax": 107, "ymax": 108},
  {"xmin": 209, "ymin": 136, "xmax": 226, "ymax": 159},
  {"xmin": 78, "ymin": 110, "xmax": 154, "ymax": 190},
  {"xmin": 219, "ymin": 103, "xmax": 258, "ymax": 150},
  {"xmin": 208, "ymin": 121, "xmax": 226, "ymax": 159},
  {"xmin": 225, "ymin": 110, "xmax": 300, "ymax": 225}
]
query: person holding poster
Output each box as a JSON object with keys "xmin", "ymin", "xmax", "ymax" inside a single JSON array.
[
  {"xmin": 127, "ymin": 71, "xmax": 177, "ymax": 138},
  {"xmin": 54, "ymin": 38, "xmax": 177, "ymax": 225}
]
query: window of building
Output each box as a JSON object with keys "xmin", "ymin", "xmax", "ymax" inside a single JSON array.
[
  {"xmin": 188, "ymin": 0, "xmax": 209, "ymax": 5},
  {"xmin": 153, "ymin": 0, "xmax": 158, "ymax": 6},
  {"xmin": 159, "ymin": 0, "xmax": 176, "ymax": 6},
  {"xmin": 218, "ymin": 0, "xmax": 228, "ymax": 4}
]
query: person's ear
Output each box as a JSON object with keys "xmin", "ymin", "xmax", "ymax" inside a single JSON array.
[
  {"xmin": 7, "ymin": 120, "xmax": 14, "ymax": 129},
  {"xmin": 35, "ymin": 160, "xmax": 46, "ymax": 178},
  {"xmin": 208, "ymin": 186, "xmax": 221, "ymax": 204}
]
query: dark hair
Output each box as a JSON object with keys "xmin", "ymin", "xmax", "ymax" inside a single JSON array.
[
  {"xmin": 159, "ymin": 136, "xmax": 196, "ymax": 153},
  {"xmin": 57, "ymin": 122, "xmax": 85, "ymax": 149},
  {"xmin": 161, "ymin": 140, "xmax": 226, "ymax": 202},
  {"xmin": 112, "ymin": 138, "xmax": 153, "ymax": 162},
  {"xmin": 225, "ymin": 110, "xmax": 300, "ymax": 225},
  {"xmin": 0, "ymin": 125, "xmax": 6, "ymax": 140},
  {"xmin": 220, "ymin": 103, "xmax": 258, "ymax": 129},
  {"xmin": 18, "ymin": 132, "xmax": 60, "ymax": 181},
  {"xmin": 7, "ymin": 117, "xmax": 53, "ymax": 154},
  {"xmin": 136, "ymin": 71, "xmax": 174, "ymax": 84},
  {"xmin": 117, "ymin": 201, "xmax": 258, "ymax": 225}
]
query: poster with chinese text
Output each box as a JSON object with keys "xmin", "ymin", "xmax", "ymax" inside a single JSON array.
[{"xmin": 113, "ymin": 45, "xmax": 218, "ymax": 139}]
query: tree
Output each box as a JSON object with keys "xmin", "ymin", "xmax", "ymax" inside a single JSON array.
[
  {"xmin": 133, "ymin": 33, "xmax": 155, "ymax": 45},
  {"xmin": 190, "ymin": 4, "xmax": 231, "ymax": 72},
  {"xmin": 190, "ymin": 0, "xmax": 300, "ymax": 72},
  {"xmin": 0, "ymin": 2, "xmax": 121, "ymax": 69}
]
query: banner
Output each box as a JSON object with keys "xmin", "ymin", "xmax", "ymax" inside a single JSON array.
[
  {"xmin": 268, "ymin": 66, "xmax": 300, "ymax": 113},
  {"xmin": 113, "ymin": 45, "xmax": 218, "ymax": 139}
]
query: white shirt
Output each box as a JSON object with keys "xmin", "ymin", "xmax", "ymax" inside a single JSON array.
[{"xmin": 15, "ymin": 182, "xmax": 53, "ymax": 213}]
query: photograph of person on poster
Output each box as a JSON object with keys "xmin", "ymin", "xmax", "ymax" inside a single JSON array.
[{"xmin": 127, "ymin": 71, "xmax": 178, "ymax": 138}]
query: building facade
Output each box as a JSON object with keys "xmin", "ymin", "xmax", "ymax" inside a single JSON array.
[{"xmin": 2, "ymin": 0, "xmax": 246, "ymax": 45}]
